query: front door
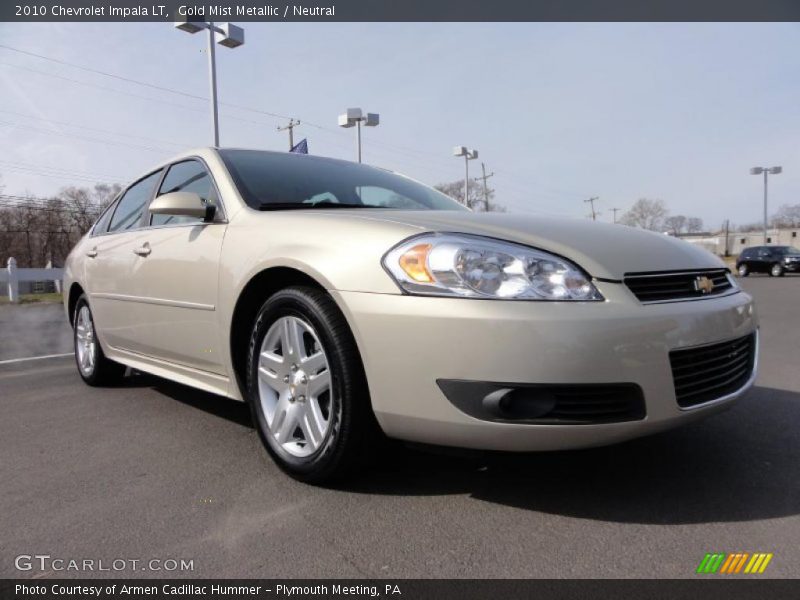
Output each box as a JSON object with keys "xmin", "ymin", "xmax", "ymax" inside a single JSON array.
[{"xmin": 124, "ymin": 159, "xmax": 228, "ymax": 375}]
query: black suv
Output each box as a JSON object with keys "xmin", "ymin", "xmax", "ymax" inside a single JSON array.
[{"xmin": 736, "ymin": 245, "xmax": 800, "ymax": 277}]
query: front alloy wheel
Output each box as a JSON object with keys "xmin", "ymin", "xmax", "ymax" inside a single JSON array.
[
  {"xmin": 737, "ymin": 263, "xmax": 749, "ymax": 277},
  {"xmin": 257, "ymin": 316, "xmax": 333, "ymax": 458},
  {"xmin": 247, "ymin": 286, "xmax": 379, "ymax": 482},
  {"xmin": 770, "ymin": 263, "xmax": 785, "ymax": 277}
]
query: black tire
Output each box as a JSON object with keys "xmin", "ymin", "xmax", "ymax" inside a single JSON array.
[
  {"xmin": 246, "ymin": 286, "xmax": 380, "ymax": 483},
  {"xmin": 737, "ymin": 263, "xmax": 749, "ymax": 277},
  {"xmin": 770, "ymin": 263, "xmax": 785, "ymax": 277},
  {"xmin": 73, "ymin": 294, "xmax": 126, "ymax": 386}
]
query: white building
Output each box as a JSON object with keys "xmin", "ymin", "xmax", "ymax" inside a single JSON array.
[{"xmin": 675, "ymin": 227, "xmax": 799, "ymax": 257}]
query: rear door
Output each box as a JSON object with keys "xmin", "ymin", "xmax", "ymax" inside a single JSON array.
[
  {"xmin": 84, "ymin": 170, "xmax": 162, "ymax": 351},
  {"xmin": 124, "ymin": 159, "xmax": 228, "ymax": 374}
]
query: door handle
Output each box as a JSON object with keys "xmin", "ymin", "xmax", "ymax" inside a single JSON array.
[
  {"xmin": 133, "ymin": 243, "xmax": 151, "ymax": 257},
  {"xmin": 86, "ymin": 248, "xmax": 98, "ymax": 258}
]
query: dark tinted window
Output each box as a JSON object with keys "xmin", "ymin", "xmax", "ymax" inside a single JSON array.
[
  {"xmin": 108, "ymin": 171, "xmax": 161, "ymax": 232},
  {"xmin": 151, "ymin": 160, "xmax": 217, "ymax": 226},
  {"xmin": 219, "ymin": 149, "xmax": 467, "ymax": 212}
]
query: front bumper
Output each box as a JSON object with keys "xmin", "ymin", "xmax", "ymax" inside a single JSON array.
[{"xmin": 332, "ymin": 282, "xmax": 758, "ymax": 451}]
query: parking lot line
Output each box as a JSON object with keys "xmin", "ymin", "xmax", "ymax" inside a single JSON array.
[{"xmin": 0, "ymin": 352, "xmax": 73, "ymax": 365}]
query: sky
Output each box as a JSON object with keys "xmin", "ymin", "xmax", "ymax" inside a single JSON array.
[{"xmin": 0, "ymin": 22, "xmax": 798, "ymax": 229}]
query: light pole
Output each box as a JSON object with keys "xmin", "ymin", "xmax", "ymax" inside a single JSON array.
[
  {"xmin": 175, "ymin": 17, "xmax": 245, "ymax": 146},
  {"xmin": 453, "ymin": 146, "xmax": 478, "ymax": 208},
  {"xmin": 750, "ymin": 166, "xmax": 782, "ymax": 243},
  {"xmin": 338, "ymin": 108, "xmax": 379, "ymax": 163}
]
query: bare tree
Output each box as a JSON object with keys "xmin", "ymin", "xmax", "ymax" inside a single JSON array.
[
  {"xmin": 0, "ymin": 182, "xmax": 120, "ymax": 267},
  {"xmin": 772, "ymin": 204, "xmax": 800, "ymax": 228},
  {"xmin": 434, "ymin": 179, "xmax": 503, "ymax": 212},
  {"xmin": 619, "ymin": 198, "xmax": 669, "ymax": 231},
  {"xmin": 737, "ymin": 222, "xmax": 764, "ymax": 232},
  {"xmin": 664, "ymin": 215, "xmax": 688, "ymax": 235},
  {"xmin": 686, "ymin": 217, "xmax": 704, "ymax": 233}
]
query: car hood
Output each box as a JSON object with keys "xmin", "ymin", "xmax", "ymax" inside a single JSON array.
[{"xmin": 347, "ymin": 210, "xmax": 726, "ymax": 280}]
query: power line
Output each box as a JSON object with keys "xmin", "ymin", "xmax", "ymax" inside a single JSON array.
[
  {"xmin": 0, "ymin": 44, "xmax": 595, "ymax": 215},
  {"xmin": 0, "ymin": 44, "xmax": 294, "ymax": 121},
  {"xmin": 0, "ymin": 159, "xmax": 126, "ymax": 183},
  {"xmin": 0, "ymin": 109, "xmax": 187, "ymax": 149}
]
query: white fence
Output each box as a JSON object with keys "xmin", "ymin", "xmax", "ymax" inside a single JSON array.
[{"xmin": 0, "ymin": 258, "xmax": 63, "ymax": 303}]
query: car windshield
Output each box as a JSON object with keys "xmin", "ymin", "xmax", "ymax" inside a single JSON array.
[
  {"xmin": 219, "ymin": 149, "xmax": 469, "ymax": 212},
  {"xmin": 776, "ymin": 246, "xmax": 800, "ymax": 255}
]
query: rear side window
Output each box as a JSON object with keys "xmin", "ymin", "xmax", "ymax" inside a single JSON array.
[
  {"xmin": 92, "ymin": 198, "xmax": 118, "ymax": 235},
  {"xmin": 108, "ymin": 171, "xmax": 162, "ymax": 233},
  {"xmin": 151, "ymin": 160, "xmax": 217, "ymax": 226}
]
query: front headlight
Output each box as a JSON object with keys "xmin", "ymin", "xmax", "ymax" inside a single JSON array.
[{"xmin": 383, "ymin": 233, "xmax": 604, "ymax": 301}]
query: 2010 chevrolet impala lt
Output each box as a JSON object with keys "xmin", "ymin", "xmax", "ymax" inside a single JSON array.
[{"xmin": 63, "ymin": 148, "xmax": 759, "ymax": 481}]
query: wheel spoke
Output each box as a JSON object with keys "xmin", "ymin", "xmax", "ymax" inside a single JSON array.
[
  {"xmin": 260, "ymin": 351, "xmax": 284, "ymax": 375},
  {"xmin": 308, "ymin": 370, "xmax": 330, "ymax": 398},
  {"xmin": 301, "ymin": 399, "xmax": 327, "ymax": 449},
  {"xmin": 271, "ymin": 402, "xmax": 299, "ymax": 443},
  {"xmin": 301, "ymin": 351, "xmax": 326, "ymax": 375},
  {"xmin": 282, "ymin": 318, "xmax": 304, "ymax": 359}
]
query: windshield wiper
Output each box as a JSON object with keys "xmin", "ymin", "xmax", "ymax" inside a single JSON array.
[{"xmin": 257, "ymin": 201, "xmax": 383, "ymax": 211}]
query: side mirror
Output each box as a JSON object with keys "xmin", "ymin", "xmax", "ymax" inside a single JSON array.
[{"xmin": 149, "ymin": 191, "xmax": 216, "ymax": 222}]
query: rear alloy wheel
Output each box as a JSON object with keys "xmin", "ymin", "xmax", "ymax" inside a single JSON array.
[
  {"xmin": 73, "ymin": 295, "xmax": 126, "ymax": 385},
  {"xmin": 737, "ymin": 263, "xmax": 749, "ymax": 277},
  {"xmin": 770, "ymin": 263, "xmax": 785, "ymax": 277},
  {"xmin": 247, "ymin": 287, "xmax": 379, "ymax": 482}
]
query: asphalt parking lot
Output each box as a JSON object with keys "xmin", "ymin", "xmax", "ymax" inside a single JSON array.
[{"xmin": 1, "ymin": 276, "xmax": 799, "ymax": 579}]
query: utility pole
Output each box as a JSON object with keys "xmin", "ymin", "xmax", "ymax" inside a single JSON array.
[
  {"xmin": 473, "ymin": 163, "xmax": 494, "ymax": 212},
  {"xmin": 453, "ymin": 147, "xmax": 478, "ymax": 208},
  {"xmin": 584, "ymin": 196, "xmax": 599, "ymax": 221},
  {"xmin": 611, "ymin": 207, "xmax": 621, "ymax": 224},
  {"xmin": 277, "ymin": 119, "xmax": 301, "ymax": 150},
  {"xmin": 724, "ymin": 219, "xmax": 730, "ymax": 257}
]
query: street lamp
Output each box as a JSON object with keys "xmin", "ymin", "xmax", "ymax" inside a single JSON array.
[
  {"xmin": 338, "ymin": 108, "xmax": 379, "ymax": 163},
  {"xmin": 750, "ymin": 166, "xmax": 782, "ymax": 243},
  {"xmin": 453, "ymin": 146, "xmax": 478, "ymax": 208},
  {"xmin": 175, "ymin": 17, "xmax": 245, "ymax": 147}
]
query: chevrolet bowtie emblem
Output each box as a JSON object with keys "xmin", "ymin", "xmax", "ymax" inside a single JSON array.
[{"xmin": 694, "ymin": 276, "xmax": 715, "ymax": 294}]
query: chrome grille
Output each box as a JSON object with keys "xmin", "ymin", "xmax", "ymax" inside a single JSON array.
[
  {"xmin": 669, "ymin": 334, "xmax": 756, "ymax": 408},
  {"xmin": 624, "ymin": 269, "xmax": 734, "ymax": 303}
]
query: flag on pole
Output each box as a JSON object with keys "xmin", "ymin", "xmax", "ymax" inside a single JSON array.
[{"xmin": 290, "ymin": 139, "xmax": 308, "ymax": 154}]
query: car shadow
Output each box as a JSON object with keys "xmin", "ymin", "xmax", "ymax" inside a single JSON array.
[
  {"xmin": 123, "ymin": 370, "xmax": 254, "ymax": 429},
  {"xmin": 347, "ymin": 386, "xmax": 800, "ymax": 525},
  {"xmin": 119, "ymin": 371, "xmax": 800, "ymax": 525}
]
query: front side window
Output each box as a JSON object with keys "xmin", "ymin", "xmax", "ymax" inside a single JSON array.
[
  {"xmin": 151, "ymin": 160, "xmax": 217, "ymax": 226},
  {"xmin": 218, "ymin": 149, "xmax": 467, "ymax": 212},
  {"xmin": 108, "ymin": 171, "xmax": 162, "ymax": 233}
]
